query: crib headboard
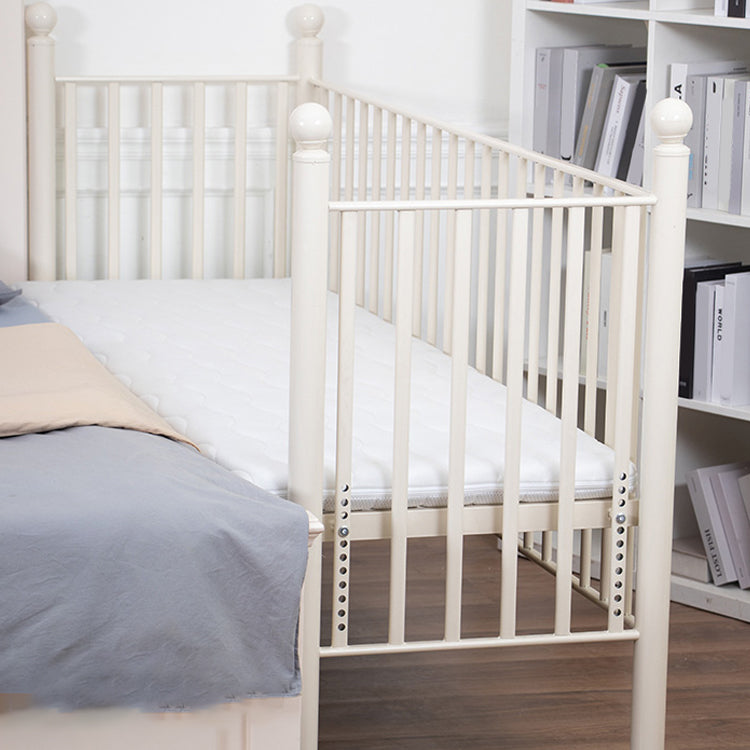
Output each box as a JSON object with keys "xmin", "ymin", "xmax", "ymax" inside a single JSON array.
[{"xmin": 24, "ymin": 1, "xmax": 324, "ymax": 282}]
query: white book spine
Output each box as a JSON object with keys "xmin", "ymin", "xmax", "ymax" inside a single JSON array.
[
  {"xmin": 687, "ymin": 467, "xmax": 737, "ymax": 584},
  {"xmin": 546, "ymin": 49, "xmax": 565, "ymax": 161},
  {"xmin": 560, "ymin": 48, "xmax": 582, "ymax": 162},
  {"xmin": 703, "ymin": 76, "xmax": 725, "ymax": 210},
  {"xmin": 693, "ymin": 280, "xmax": 718, "ymax": 402},
  {"xmin": 597, "ymin": 252, "xmax": 612, "ymax": 378},
  {"xmin": 738, "ymin": 473, "xmax": 750, "ymax": 519},
  {"xmin": 710, "ymin": 282, "xmax": 725, "ymax": 404},
  {"xmin": 742, "ymin": 89, "xmax": 750, "ymax": 215},
  {"xmin": 722, "ymin": 272, "xmax": 750, "ymax": 406},
  {"xmin": 715, "ymin": 468, "xmax": 750, "ymax": 588},
  {"xmin": 729, "ymin": 80, "xmax": 747, "ymax": 214},
  {"xmin": 534, "ymin": 48, "xmax": 551, "ymax": 155},
  {"xmin": 594, "ymin": 75, "xmax": 640, "ymax": 177},
  {"xmin": 685, "ymin": 75, "xmax": 708, "ymax": 208},
  {"xmin": 715, "ymin": 0, "xmax": 729, "ymax": 16},
  {"xmin": 718, "ymin": 78, "xmax": 739, "ymax": 212}
]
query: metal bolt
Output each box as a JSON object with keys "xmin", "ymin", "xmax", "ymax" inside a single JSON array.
[
  {"xmin": 615, "ymin": 513, "xmax": 626, "ymax": 524},
  {"xmin": 338, "ymin": 526, "xmax": 349, "ymax": 538}
]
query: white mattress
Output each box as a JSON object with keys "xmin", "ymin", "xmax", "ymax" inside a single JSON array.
[{"xmin": 22, "ymin": 279, "xmax": 627, "ymax": 511}]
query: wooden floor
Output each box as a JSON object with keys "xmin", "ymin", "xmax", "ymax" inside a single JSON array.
[{"xmin": 318, "ymin": 535, "xmax": 750, "ymax": 749}]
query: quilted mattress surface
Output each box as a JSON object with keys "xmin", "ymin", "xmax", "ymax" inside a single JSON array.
[{"xmin": 23, "ymin": 279, "xmax": 625, "ymax": 510}]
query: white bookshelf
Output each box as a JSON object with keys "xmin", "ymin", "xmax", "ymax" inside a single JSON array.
[{"xmin": 509, "ymin": 0, "xmax": 750, "ymax": 620}]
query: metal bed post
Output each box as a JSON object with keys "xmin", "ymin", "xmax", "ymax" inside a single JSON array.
[
  {"xmin": 25, "ymin": 2, "xmax": 58, "ymax": 281},
  {"xmin": 631, "ymin": 98, "xmax": 692, "ymax": 749},
  {"xmin": 288, "ymin": 101, "xmax": 332, "ymax": 750}
]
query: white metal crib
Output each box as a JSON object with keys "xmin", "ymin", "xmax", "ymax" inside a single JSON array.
[{"xmin": 16, "ymin": 3, "xmax": 692, "ymax": 749}]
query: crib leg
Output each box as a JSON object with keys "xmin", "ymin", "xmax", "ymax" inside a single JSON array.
[
  {"xmin": 631, "ymin": 99, "xmax": 692, "ymax": 750},
  {"xmin": 300, "ymin": 540, "xmax": 323, "ymax": 750}
]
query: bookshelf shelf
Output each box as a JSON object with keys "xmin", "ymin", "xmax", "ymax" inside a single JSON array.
[
  {"xmin": 510, "ymin": 0, "xmax": 750, "ymax": 621},
  {"xmin": 678, "ymin": 397, "xmax": 750, "ymax": 421},
  {"xmin": 671, "ymin": 575, "xmax": 750, "ymax": 622},
  {"xmin": 651, "ymin": 9, "xmax": 750, "ymax": 28},
  {"xmin": 686, "ymin": 207, "xmax": 750, "ymax": 228},
  {"xmin": 526, "ymin": 1, "xmax": 651, "ymax": 20}
]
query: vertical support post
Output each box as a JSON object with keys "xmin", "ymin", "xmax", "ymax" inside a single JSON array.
[
  {"xmin": 25, "ymin": 2, "xmax": 58, "ymax": 281},
  {"xmin": 288, "ymin": 101, "xmax": 332, "ymax": 750},
  {"xmin": 294, "ymin": 4, "xmax": 324, "ymax": 105},
  {"xmin": 631, "ymin": 98, "xmax": 692, "ymax": 750}
]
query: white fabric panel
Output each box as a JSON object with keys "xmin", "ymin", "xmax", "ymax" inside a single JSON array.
[{"xmin": 23, "ymin": 279, "xmax": 625, "ymax": 511}]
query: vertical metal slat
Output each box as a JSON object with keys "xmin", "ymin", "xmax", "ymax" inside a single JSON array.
[
  {"xmin": 332, "ymin": 211, "xmax": 357, "ymax": 648},
  {"xmin": 273, "ymin": 82, "xmax": 288, "ymax": 279},
  {"xmin": 445, "ymin": 209, "xmax": 473, "ymax": 643},
  {"xmin": 107, "ymin": 82, "xmax": 120, "ymax": 279},
  {"xmin": 64, "ymin": 82, "xmax": 77, "ymax": 280},
  {"xmin": 389, "ymin": 210, "xmax": 416, "ymax": 646},
  {"xmin": 192, "ymin": 81, "xmax": 206, "ymax": 279},
  {"xmin": 150, "ymin": 82, "xmax": 163, "ymax": 279},
  {"xmin": 234, "ymin": 81, "xmax": 248, "ymax": 279}
]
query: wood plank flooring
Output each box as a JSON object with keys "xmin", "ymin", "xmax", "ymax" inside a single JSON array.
[{"xmin": 318, "ymin": 535, "xmax": 750, "ymax": 749}]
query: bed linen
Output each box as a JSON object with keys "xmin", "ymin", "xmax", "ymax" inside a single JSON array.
[
  {"xmin": 0, "ymin": 300, "xmax": 309, "ymax": 710},
  {"xmin": 22, "ymin": 279, "xmax": 630, "ymax": 510}
]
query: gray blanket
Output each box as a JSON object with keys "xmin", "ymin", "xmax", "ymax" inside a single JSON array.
[
  {"xmin": 0, "ymin": 296, "xmax": 309, "ymax": 710},
  {"xmin": 0, "ymin": 426, "xmax": 308, "ymax": 710}
]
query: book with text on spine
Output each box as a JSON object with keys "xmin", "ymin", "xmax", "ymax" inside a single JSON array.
[
  {"xmin": 686, "ymin": 463, "xmax": 742, "ymax": 585},
  {"xmin": 594, "ymin": 73, "xmax": 646, "ymax": 178},
  {"xmin": 712, "ymin": 466, "xmax": 750, "ymax": 589}
]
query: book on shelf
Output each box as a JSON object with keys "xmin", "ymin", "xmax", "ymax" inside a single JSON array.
[
  {"xmin": 713, "ymin": 467, "xmax": 750, "ymax": 588},
  {"xmin": 692, "ymin": 279, "xmax": 723, "ymax": 403},
  {"xmin": 710, "ymin": 281, "xmax": 725, "ymax": 404},
  {"xmin": 616, "ymin": 80, "xmax": 646, "ymax": 182},
  {"xmin": 594, "ymin": 73, "xmax": 646, "ymax": 178},
  {"xmin": 625, "ymin": 104, "xmax": 646, "ymax": 186},
  {"xmin": 574, "ymin": 61, "xmax": 646, "ymax": 171},
  {"xmin": 679, "ymin": 260, "xmax": 742, "ymax": 399},
  {"xmin": 580, "ymin": 249, "xmax": 612, "ymax": 378},
  {"xmin": 738, "ymin": 473, "xmax": 750, "ymax": 518},
  {"xmin": 685, "ymin": 462, "xmax": 750, "ymax": 585},
  {"xmin": 728, "ymin": 0, "xmax": 747, "ymax": 16},
  {"xmin": 714, "ymin": 0, "xmax": 728, "ymax": 16},
  {"xmin": 719, "ymin": 77, "xmax": 750, "ymax": 212},
  {"xmin": 742, "ymin": 86, "xmax": 750, "ymax": 216},
  {"xmin": 672, "ymin": 536, "xmax": 712, "ymax": 583},
  {"xmin": 716, "ymin": 271, "xmax": 750, "ymax": 407},
  {"xmin": 729, "ymin": 80, "xmax": 748, "ymax": 214},
  {"xmin": 560, "ymin": 45, "xmax": 647, "ymax": 163}
]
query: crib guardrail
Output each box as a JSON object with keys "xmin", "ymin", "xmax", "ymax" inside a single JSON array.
[
  {"xmin": 26, "ymin": 4, "xmax": 306, "ymax": 282},
  {"xmin": 313, "ymin": 75, "xmax": 651, "ymax": 643}
]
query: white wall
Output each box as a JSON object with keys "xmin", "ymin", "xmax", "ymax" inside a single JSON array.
[
  {"xmin": 0, "ymin": 0, "xmax": 27, "ymax": 281},
  {"xmin": 51, "ymin": 0, "xmax": 511, "ymax": 134}
]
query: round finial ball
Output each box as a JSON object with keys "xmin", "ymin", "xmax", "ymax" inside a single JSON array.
[
  {"xmin": 650, "ymin": 98, "xmax": 693, "ymax": 144},
  {"xmin": 290, "ymin": 102, "xmax": 332, "ymax": 146},
  {"xmin": 295, "ymin": 4, "xmax": 324, "ymax": 37},
  {"xmin": 25, "ymin": 2, "xmax": 58, "ymax": 35}
]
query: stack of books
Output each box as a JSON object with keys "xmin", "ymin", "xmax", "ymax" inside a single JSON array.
[
  {"xmin": 670, "ymin": 60, "xmax": 750, "ymax": 212},
  {"xmin": 679, "ymin": 260, "xmax": 750, "ymax": 406},
  {"xmin": 533, "ymin": 44, "xmax": 646, "ymax": 183},
  {"xmin": 687, "ymin": 461, "xmax": 750, "ymax": 587}
]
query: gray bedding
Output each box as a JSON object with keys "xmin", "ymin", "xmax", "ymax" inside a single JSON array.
[{"xmin": 0, "ymin": 295, "xmax": 309, "ymax": 710}]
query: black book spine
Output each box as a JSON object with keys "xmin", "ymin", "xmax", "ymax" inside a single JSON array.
[
  {"xmin": 728, "ymin": 0, "xmax": 746, "ymax": 16},
  {"xmin": 679, "ymin": 263, "xmax": 743, "ymax": 399}
]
